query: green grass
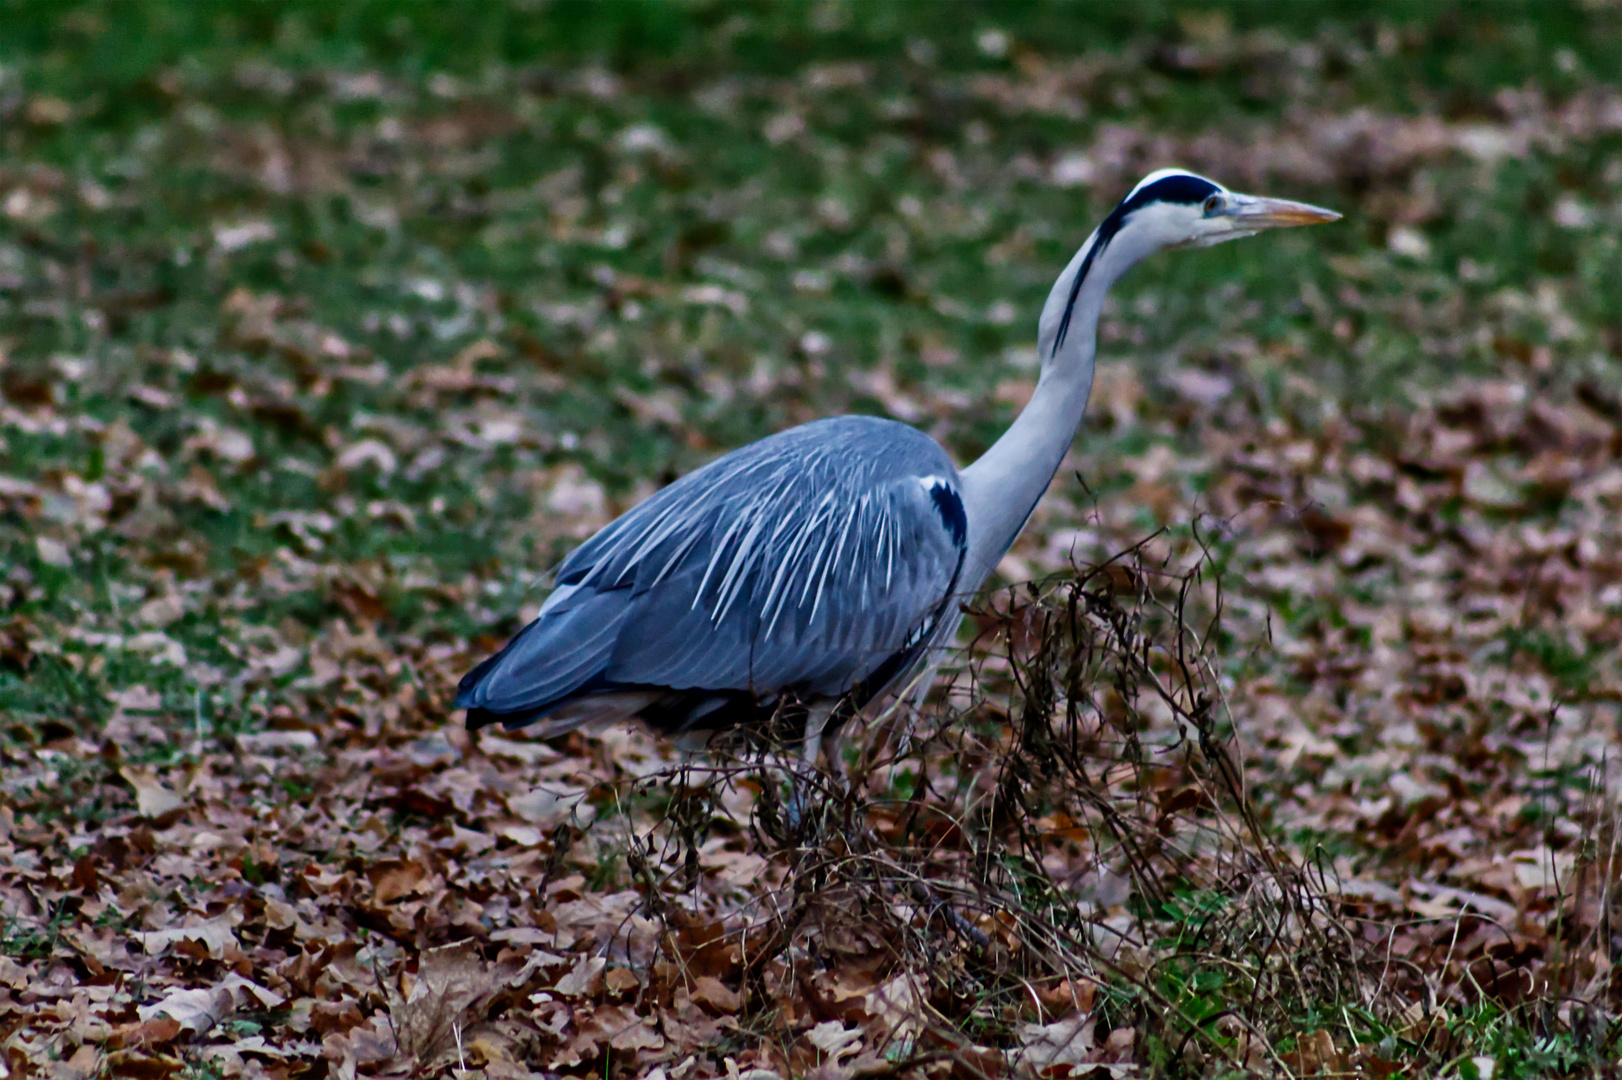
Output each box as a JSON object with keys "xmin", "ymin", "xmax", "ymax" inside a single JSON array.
[{"xmin": 3, "ymin": 3, "xmax": 1619, "ymax": 1074}]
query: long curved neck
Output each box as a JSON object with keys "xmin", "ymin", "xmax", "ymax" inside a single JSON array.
[{"xmin": 957, "ymin": 225, "xmax": 1148, "ymax": 589}]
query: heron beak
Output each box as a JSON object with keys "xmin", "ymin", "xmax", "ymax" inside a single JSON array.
[{"xmin": 1229, "ymin": 194, "xmax": 1342, "ymax": 229}]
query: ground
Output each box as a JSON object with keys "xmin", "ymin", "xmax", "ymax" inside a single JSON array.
[{"xmin": 2, "ymin": 3, "xmax": 1622, "ymax": 1078}]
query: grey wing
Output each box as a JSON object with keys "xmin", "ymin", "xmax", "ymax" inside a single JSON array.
[{"xmin": 455, "ymin": 416, "xmax": 967, "ymax": 729}]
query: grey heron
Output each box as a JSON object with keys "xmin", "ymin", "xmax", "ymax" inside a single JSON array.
[{"xmin": 455, "ymin": 169, "xmax": 1338, "ymax": 768}]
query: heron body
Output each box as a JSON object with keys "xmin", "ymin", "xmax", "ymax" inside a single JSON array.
[
  {"xmin": 456, "ymin": 169, "xmax": 1338, "ymax": 761},
  {"xmin": 460, "ymin": 415, "xmax": 966, "ymax": 747}
]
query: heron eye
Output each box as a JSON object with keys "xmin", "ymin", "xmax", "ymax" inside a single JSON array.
[{"xmin": 1202, "ymin": 194, "xmax": 1223, "ymax": 216}]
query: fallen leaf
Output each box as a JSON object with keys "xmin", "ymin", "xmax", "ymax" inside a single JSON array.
[
  {"xmin": 1018, "ymin": 1013, "xmax": 1096, "ymax": 1071},
  {"xmin": 553, "ymin": 955, "xmax": 606, "ymax": 998},
  {"xmin": 368, "ymin": 859, "xmax": 429, "ymax": 904},
  {"xmin": 133, "ymin": 913, "xmax": 241, "ymax": 959},
  {"xmin": 119, "ymin": 766, "xmax": 185, "ymax": 818},
  {"xmin": 805, "ymin": 1021, "xmax": 862, "ymax": 1060},
  {"xmin": 136, "ymin": 985, "xmax": 236, "ymax": 1036},
  {"xmin": 691, "ymin": 975, "xmax": 741, "ymax": 1015}
]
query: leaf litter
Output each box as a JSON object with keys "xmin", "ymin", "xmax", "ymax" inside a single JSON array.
[{"xmin": 4, "ymin": 5, "xmax": 1622, "ymax": 1078}]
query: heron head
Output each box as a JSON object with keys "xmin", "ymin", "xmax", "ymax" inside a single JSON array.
[
  {"xmin": 1111, "ymin": 168, "xmax": 1340, "ymax": 251},
  {"xmin": 1043, "ymin": 168, "xmax": 1341, "ymax": 359}
]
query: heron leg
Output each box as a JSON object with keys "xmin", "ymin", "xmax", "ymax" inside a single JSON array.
[
  {"xmin": 800, "ymin": 701, "xmax": 835, "ymax": 769},
  {"xmin": 822, "ymin": 723, "xmax": 848, "ymax": 786},
  {"xmin": 786, "ymin": 701, "xmax": 837, "ymax": 834}
]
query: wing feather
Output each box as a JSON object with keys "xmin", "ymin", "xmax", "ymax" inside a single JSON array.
[{"xmin": 455, "ymin": 416, "xmax": 967, "ymax": 726}]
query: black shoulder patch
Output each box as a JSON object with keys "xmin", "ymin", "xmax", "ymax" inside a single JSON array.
[
  {"xmin": 1053, "ymin": 173, "xmax": 1221, "ymax": 356},
  {"xmin": 928, "ymin": 482, "xmax": 967, "ymax": 548}
]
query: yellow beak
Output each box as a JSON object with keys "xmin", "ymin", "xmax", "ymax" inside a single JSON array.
[{"xmin": 1229, "ymin": 194, "xmax": 1342, "ymax": 229}]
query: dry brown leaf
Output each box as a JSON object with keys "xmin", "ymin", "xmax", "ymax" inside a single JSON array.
[
  {"xmin": 119, "ymin": 766, "xmax": 185, "ymax": 818},
  {"xmin": 322, "ymin": 1018, "xmax": 399, "ymax": 1071},
  {"xmin": 103, "ymin": 1050, "xmax": 186, "ymax": 1079},
  {"xmin": 553, "ymin": 955, "xmax": 606, "ymax": 998},
  {"xmin": 604, "ymin": 966, "xmax": 641, "ymax": 996},
  {"xmin": 570, "ymin": 1004, "xmax": 665, "ymax": 1055},
  {"xmin": 1280, "ymin": 1029, "xmax": 1346, "ymax": 1075},
  {"xmin": 1017, "ymin": 1013, "xmax": 1095, "ymax": 1072},
  {"xmin": 132, "ymin": 912, "xmax": 241, "ymax": 960},
  {"xmin": 136, "ymin": 985, "xmax": 236, "ymax": 1037},
  {"xmin": 690, "ymin": 975, "xmax": 742, "ymax": 1015},
  {"xmin": 368, "ymin": 859, "xmax": 429, "ymax": 904},
  {"xmin": 117, "ymin": 1016, "xmax": 185, "ymax": 1050},
  {"xmin": 805, "ymin": 1021, "xmax": 863, "ymax": 1061}
]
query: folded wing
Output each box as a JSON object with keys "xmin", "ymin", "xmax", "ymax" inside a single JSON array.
[{"xmin": 455, "ymin": 415, "xmax": 967, "ymax": 732}]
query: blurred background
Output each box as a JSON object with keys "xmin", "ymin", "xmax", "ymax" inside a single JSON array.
[
  {"xmin": 4, "ymin": 2, "xmax": 1622, "ymax": 1073},
  {"xmin": 3, "ymin": 0, "xmax": 1620, "ymax": 810}
]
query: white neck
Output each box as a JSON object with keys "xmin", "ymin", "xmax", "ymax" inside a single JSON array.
[{"xmin": 957, "ymin": 224, "xmax": 1153, "ymax": 589}]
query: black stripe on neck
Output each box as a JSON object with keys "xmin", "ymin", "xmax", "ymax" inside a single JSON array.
[{"xmin": 1051, "ymin": 174, "xmax": 1220, "ymax": 357}]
